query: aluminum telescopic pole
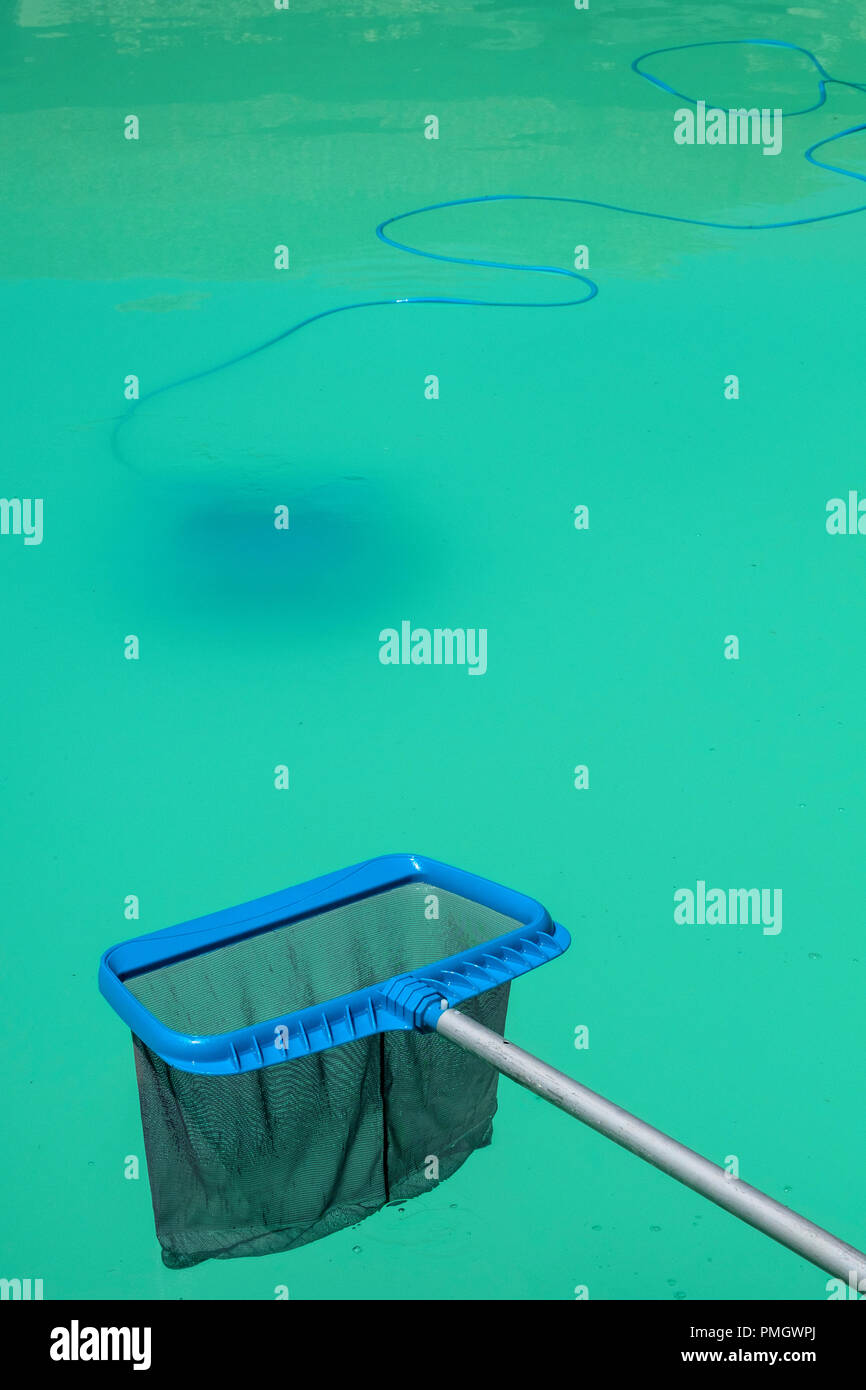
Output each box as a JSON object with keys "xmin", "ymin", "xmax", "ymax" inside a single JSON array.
[{"xmin": 436, "ymin": 1006, "xmax": 866, "ymax": 1289}]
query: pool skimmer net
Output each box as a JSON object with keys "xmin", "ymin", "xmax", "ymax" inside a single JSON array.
[{"xmin": 100, "ymin": 853, "xmax": 866, "ymax": 1286}]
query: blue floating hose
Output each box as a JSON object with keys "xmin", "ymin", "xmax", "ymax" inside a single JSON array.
[{"xmin": 113, "ymin": 39, "xmax": 866, "ymax": 466}]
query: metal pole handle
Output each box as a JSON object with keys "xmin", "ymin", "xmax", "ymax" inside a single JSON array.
[{"xmin": 436, "ymin": 1006, "xmax": 866, "ymax": 1289}]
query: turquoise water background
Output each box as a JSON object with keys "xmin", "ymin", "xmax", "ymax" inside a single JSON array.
[{"xmin": 2, "ymin": 0, "xmax": 865, "ymax": 1300}]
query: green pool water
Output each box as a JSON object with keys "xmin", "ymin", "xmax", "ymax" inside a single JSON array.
[{"xmin": 2, "ymin": 0, "xmax": 865, "ymax": 1301}]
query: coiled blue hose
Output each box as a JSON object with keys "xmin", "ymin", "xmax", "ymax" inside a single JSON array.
[{"xmin": 113, "ymin": 39, "xmax": 866, "ymax": 463}]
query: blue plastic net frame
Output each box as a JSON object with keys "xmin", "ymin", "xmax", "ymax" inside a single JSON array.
[{"xmin": 99, "ymin": 853, "xmax": 570, "ymax": 1076}]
